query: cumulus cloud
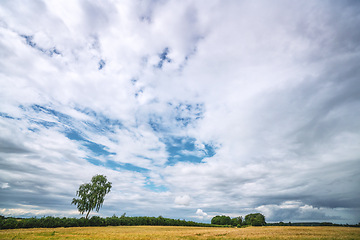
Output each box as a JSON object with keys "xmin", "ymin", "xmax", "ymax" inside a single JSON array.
[
  {"xmin": 174, "ymin": 195, "xmax": 191, "ymax": 206},
  {"xmin": 196, "ymin": 209, "xmax": 208, "ymax": 219}
]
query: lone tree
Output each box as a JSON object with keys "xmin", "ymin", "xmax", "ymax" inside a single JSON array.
[{"xmin": 71, "ymin": 174, "xmax": 112, "ymax": 219}]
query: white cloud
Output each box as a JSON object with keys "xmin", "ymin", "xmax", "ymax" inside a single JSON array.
[
  {"xmin": 174, "ymin": 195, "xmax": 191, "ymax": 206},
  {"xmin": 196, "ymin": 209, "xmax": 208, "ymax": 219}
]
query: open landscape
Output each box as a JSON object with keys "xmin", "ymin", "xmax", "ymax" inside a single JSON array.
[{"xmin": 1, "ymin": 226, "xmax": 360, "ymax": 240}]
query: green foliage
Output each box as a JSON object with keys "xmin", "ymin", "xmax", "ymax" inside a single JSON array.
[
  {"xmin": 1, "ymin": 218, "xmax": 18, "ymax": 229},
  {"xmin": 21, "ymin": 217, "xmax": 36, "ymax": 228},
  {"xmin": 6, "ymin": 216, "xmax": 358, "ymax": 230},
  {"xmin": 71, "ymin": 174, "xmax": 112, "ymax": 219},
  {"xmin": 211, "ymin": 215, "xmax": 232, "ymax": 225},
  {"xmin": 244, "ymin": 213, "xmax": 266, "ymax": 226},
  {"xmin": 89, "ymin": 216, "xmax": 106, "ymax": 226},
  {"xmin": 77, "ymin": 217, "xmax": 89, "ymax": 227},
  {"xmin": 231, "ymin": 216, "xmax": 243, "ymax": 226},
  {"xmin": 211, "ymin": 215, "xmax": 244, "ymax": 226},
  {"xmin": 0, "ymin": 215, "xmax": 225, "ymax": 229}
]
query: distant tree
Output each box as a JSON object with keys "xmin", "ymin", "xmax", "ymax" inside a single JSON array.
[
  {"xmin": 211, "ymin": 215, "xmax": 232, "ymax": 225},
  {"xmin": 231, "ymin": 216, "xmax": 243, "ymax": 226},
  {"xmin": 244, "ymin": 213, "xmax": 266, "ymax": 226},
  {"xmin": 71, "ymin": 175, "xmax": 112, "ymax": 219}
]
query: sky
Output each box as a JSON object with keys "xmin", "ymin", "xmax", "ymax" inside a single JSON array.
[{"xmin": 0, "ymin": 0, "xmax": 359, "ymax": 224}]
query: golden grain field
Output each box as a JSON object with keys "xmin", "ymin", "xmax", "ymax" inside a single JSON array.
[{"xmin": 1, "ymin": 226, "xmax": 359, "ymax": 240}]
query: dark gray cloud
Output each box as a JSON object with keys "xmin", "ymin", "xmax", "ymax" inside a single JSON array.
[{"xmin": 0, "ymin": 139, "xmax": 31, "ymax": 154}]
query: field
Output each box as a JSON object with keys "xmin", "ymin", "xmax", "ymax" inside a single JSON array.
[{"xmin": 1, "ymin": 226, "xmax": 359, "ymax": 240}]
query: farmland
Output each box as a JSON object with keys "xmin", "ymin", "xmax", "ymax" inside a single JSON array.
[{"xmin": 1, "ymin": 226, "xmax": 359, "ymax": 239}]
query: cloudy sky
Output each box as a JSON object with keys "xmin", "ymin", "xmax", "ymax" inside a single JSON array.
[{"xmin": 0, "ymin": 0, "xmax": 360, "ymax": 224}]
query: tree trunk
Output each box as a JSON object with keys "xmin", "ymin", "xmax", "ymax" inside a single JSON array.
[{"xmin": 86, "ymin": 210, "xmax": 90, "ymax": 219}]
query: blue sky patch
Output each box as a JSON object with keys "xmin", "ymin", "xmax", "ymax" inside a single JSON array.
[
  {"xmin": 85, "ymin": 157, "xmax": 149, "ymax": 173},
  {"xmin": 173, "ymin": 102, "xmax": 204, "ymax": 127},
  {"xmin": 144, "ymin": 178, "xmax": 168, "ymax": 192},
  {"xmin": 30, "ymin": 105, "xmax": 72, "ymax": 126},
  {"xmin": 28, "ymin": 128, "xmax": 40, "ymax": 133},
  {"xmin": 86, "ymin": 157, "xmax": 103, "ymax": 166},
  {"xmin": 135, "ymin": 89, "xmax": 143, "ymax": 98},
  {"xmin": 131, "ymin": 78, "xmax": 138, "ymax": 85},
  {"xmin": 98, "ymin": 59, "xmax": 105, "ymax": 70},
  {"xmin": 75, "ymin": 107, "xmax": 123, "ymax": 134},
  {"xmin": 65, "ymin": 130, "xmax": 85, "ymax": 141},
  {"xmin": 0, "ymin": 112, "xmax": 16, "ymax": 119},
  {"xmin": 106, "ymin": 161, "xmax": 149, "ymax": 173},
  {"xmin": 156, "ymin": 47, "xmax": 171, "ymax": 69},
  {"xmin": 84, "ymin": 141, "xmax": 113, "ymax": 156},
  {"xmin": 164, "ymin": 137, "xmax": 215, "ymax": 165},
  {"xmin": 65, "ymin": 129, "xmax": 114, "ymax": 156},
  {"xmin": 21, "ymin": 35, "xmax": 61, "ymax": 57},
  {"xmin": 148, "ymin": 116, "xmax": 166, "ymax": 132},
  {"xmin": 30, "ymin": 120, "xmax": 58, "ymax": 128},
  {"xmin": 21, "ymin": 35, "xmax": 36, "ymax": 48}
]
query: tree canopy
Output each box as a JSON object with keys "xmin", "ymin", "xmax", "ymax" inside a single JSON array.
[
  {"xmin": 71, "ymin": 175, "xmax": 112, "ymax": 219},
  {"xmin": 211, "ymin": 215, "xmax": 232, "ymax": 225},
  {"xmin": 244, "ymin": 213, "xmax": 266, "ymax": 226},
  {"xmin": 211, "ymin": 215, "xmax": 243, "ymax": 226}
]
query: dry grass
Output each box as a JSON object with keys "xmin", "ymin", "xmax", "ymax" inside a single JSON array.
[{"xmin": 0, "ymin": 226, "xmax": 359, "ymax": 240}]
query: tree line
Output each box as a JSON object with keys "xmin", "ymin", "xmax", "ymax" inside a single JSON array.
[
  {"xmin": 0, "ymin": 214, "xmax": 229, "ymax": 230},
  {"xmin": 266, "ymin": 221, "xmax": 360, "ymax": 227},
  {"xmin": 1, "ymin": 215, "xmax": 358, "ymax": 230}
]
